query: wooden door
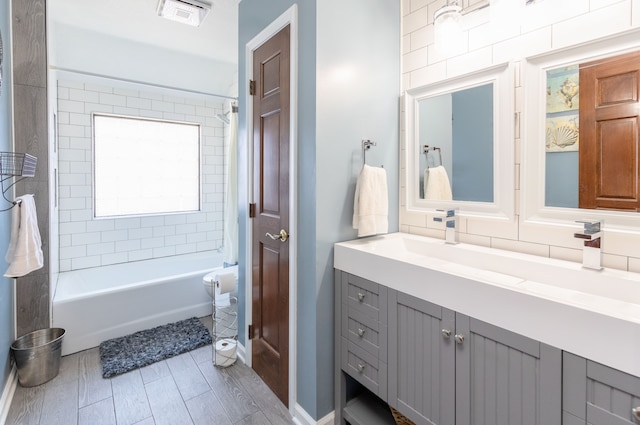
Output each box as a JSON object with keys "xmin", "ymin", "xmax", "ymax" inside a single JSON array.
[
  {"xmin": 250, "ymin": 25, "xmax": 290, "ymax": 407},
  {"xmin": 455, "ymin": 314, "xmax": 562, "ymax": 425},
  {"xmin": 579, "ymin": 51, "xmax": 640, "ymax": 210},
  {"xmin": 388, "ymin": 291, "xmax": 455, "ymax": 425}
]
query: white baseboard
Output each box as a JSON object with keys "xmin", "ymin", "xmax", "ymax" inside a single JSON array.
[
  {"xmin": 236, "ymin": 341, "xmax": 246, "ymax": 364},
  {"xmin": 292, "ymin": 403, "xmax": 335, "ymax": 425},
  {"xmin": 0, "ymin": 366, "xmax": 17, "ymax": 424}
]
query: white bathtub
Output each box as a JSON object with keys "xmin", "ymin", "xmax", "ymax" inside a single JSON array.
[{"xmin": 52, "ymin": 251, "xmax": 223, "ymax": 355}]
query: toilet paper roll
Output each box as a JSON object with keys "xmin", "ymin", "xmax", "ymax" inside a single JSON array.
[
  {"xmin": 215, "ymin": 272, "xmax": 236, "ymax": 295},
  {"xmin": 215, "ymin": 338, "xmax": 237, "ymax": 367}
]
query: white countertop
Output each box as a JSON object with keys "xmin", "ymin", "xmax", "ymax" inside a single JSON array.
[{"xmin": 334, "ymin": 232, "xmax": 640, "ymax": 377}]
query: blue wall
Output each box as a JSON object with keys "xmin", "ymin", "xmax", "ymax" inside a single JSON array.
[
  {"xmin": 546, "ymin": 151, "xmax": 579, "ymax": 208},
  {"xmin": 452, "ymin": 84, "xmax": 493, "ymax": 202},
  {"xmin": 0, "ymin": 1, "xmax": 15, "ymax": 394},
  {"xmin": 238, "ymin": 1, "xmax": 399, "ymax": 419}
]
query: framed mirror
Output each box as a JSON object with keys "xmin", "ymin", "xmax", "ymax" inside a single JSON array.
[
  {"xmin": 522, "ymin": 28, "xmax": 640, "ymax": 230},
  {"xmin": 404, "ymin": 62, "xmax": 514, "ymax": 220}
]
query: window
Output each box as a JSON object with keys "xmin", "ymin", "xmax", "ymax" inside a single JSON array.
[{"xmin": 93, "ymin": 114, "xmax": 200, "ymax": 218}]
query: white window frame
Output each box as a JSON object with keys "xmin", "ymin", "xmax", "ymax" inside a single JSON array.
[{"xmin": 92, "ymin": 113, "xmax": 202, "ymax": 219}]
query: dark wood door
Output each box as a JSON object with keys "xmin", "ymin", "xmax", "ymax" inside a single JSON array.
[
  {"xmin": 579, "ymin": 51, "xmax": 640, "ymax": 210},
  {"xmin": 251, "ymin": 25, "xmax": 290, "ymax": 407}
]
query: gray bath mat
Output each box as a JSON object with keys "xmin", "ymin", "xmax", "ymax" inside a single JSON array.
[{"xmin": 99, "ymin": 317, "xmax": 212, "ymax": 378}]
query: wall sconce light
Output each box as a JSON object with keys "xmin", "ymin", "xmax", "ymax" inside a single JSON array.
[{"xmin": 434, "ymin": 0, "xmax": 464, "ymax": 56}]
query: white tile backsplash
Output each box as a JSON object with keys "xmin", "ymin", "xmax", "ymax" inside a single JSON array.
[
  {"xmin": 57, "ymin": 78, "xmax": 225, "ymax": 271},
  {"xmin": 400, "ymin": 0, "xmax": 640, "ymax": 273}
]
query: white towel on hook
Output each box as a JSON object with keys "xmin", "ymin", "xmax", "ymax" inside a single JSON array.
[
  {"xmin": 353, "ymin": 165, "xmax": 388, "ymax": 237},
  {"xmin": 5, "ymin": 194, "xmax": 44, "ymax": 278},
  {"xmin": 425, "ymin": 165, "xmax": 453, "ymax": 201}
]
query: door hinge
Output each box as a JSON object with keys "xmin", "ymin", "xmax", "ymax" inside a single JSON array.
[
  {"xmin": 249, "ymin": 203, "xmax": 256, "ymax": 218},
  {"xmin": 248, "ymin": 324, "xmax": 254, "ymax": 339},
  {"xmin": 249, "ymin": 80, "xmax": 256, "ymax": 96}
]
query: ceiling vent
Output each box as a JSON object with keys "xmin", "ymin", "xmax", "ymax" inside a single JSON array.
[{"xmin": 157, "ymin": 0, "xmax": 211, "ymax": 27}]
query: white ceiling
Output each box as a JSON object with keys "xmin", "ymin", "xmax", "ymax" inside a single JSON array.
[{"xmin": 48, "ymin": 0, "xmax": 239, "ymax": 65}]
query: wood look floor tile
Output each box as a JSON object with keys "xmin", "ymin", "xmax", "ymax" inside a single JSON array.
[
  {"xmin": 6, "ymin": 317, "xmax": 293, "ymax": 425},
  {"xmin": 111, "ymin": 369, "xmax": 152, "ymax": 425},
  {"xmin": 78, "ymin": 397, "xmax": 116, "ymax": 425}
]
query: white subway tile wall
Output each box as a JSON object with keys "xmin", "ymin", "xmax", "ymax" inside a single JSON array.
[
  {"xmin": 57, "ymin": 79, "xmax": 225, "ymax": 272},
  {"xmin": 401, "ymin": 0, "xmax": 639, "ymax": 271}
]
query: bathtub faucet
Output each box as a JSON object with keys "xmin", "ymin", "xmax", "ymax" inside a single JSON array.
[
  {"xmin": 574, "ymin": 220, "xmax": 602, "ymax": 270},
  {"xmin": 433, "ymin": 209, "xmax": 458, "ymax": 244}
]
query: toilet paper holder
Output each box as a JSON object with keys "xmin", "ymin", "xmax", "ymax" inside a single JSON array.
[{"xmin": 211, "ymin": 277, "xmax": 238, "ymax": 368}]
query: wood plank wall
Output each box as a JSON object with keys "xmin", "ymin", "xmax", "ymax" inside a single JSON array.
[{"xmin": 11, "ymin": 0, "xmax": 49, "ymax": 336}]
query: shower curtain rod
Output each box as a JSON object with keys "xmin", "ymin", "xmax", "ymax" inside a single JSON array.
[{"xmin": 49, "ymin": 66, "xmax": 238, "ymax": 101}]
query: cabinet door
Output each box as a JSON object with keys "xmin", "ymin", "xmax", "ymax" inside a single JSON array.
[
  {"xmin": 388, "ymin": 290, "xmax": 455, "ymax": 425},
  {"xmin": 455, "ymin": 314, "xmax": 561, "ymax": 425},
  {"xmin": 563, "ymin": 352, "xmax": 640, "ymax": 425}
]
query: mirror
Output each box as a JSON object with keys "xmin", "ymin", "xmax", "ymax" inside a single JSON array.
[
  {"xmin": 405, "ymin": 63, "xmax": 514, "ymax": 221},
  {"xmin": 522, "ymin": 28, "xmax": 640, "ymax": 229},
  {"xmin": 417, "ymin": 84, "xmax": 494, "ymax": 202}
]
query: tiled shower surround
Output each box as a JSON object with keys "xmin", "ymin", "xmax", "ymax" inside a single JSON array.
[{"xmin": 57, "ymin": 78, "xmax": 225, "ymax": 272}]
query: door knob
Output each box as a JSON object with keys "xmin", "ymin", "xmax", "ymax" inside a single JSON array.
[
  {"xmin": 441, "ymin": 329, "xmax": 452, "ymax": 338},
  {"xmin": 632, "ymin": 406, "xmax": 640, "ymax": 421},
  {"xmin": 454, "ymin": 334, "xmax": 465, "ymax": 344},
  {"xmin": 265, "ymin": 229, "xmax": 289, "ymax": 242}
]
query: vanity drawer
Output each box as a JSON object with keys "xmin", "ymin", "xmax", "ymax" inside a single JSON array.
[
  {"xmin": 342, "ymin": 274, "xmax": 387, "ymax": 323},
  {"xmin": 342, "ymin": 306, "xmax": 387, "ymax": 362},
  {"xmin": 342, "ymin": 338, "xmax": 387, "ymax": 399}
]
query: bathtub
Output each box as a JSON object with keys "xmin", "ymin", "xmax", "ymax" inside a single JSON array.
[{"xmin": 52, "ymin": 251, "xmax": 223, "ymax": 355}]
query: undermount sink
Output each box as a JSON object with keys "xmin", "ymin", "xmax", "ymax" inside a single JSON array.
[{"xmin": 334, "ymin": 232, "xmax": 640, "ymax": 377}]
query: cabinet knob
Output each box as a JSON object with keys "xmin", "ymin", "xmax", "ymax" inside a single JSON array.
[
  {"xmin": 454, "ymin": 334, "xmax": 465, "ymax": 344},
  {"xmin": 357, "ymin": 292, "xmax": 365, "ymax": 302},
  {"xmin": 441, "ymin": 329, "xmax": 452, "ymax": 338},
  {"xmin": 357, "ymin": 363, "xmax": 365, "ymax": 373},
  {"xmin": 632, "ymin": 406, "xmax": 640, "ymax": 421},
  {"xmin": 357, "ymin": 328, "xmax": 365, "ymax": 337}
]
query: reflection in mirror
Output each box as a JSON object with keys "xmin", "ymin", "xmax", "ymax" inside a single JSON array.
[
  {"xmin": 418, "ymin": 84, "xmax": 493, "ymax": 202},
  {"xmin": 405, "ymin": 63, "xmax": 514, "ymax": 221},
  {"xmin": 522, "ymin": 29, "xmax": 640, "ymax": 230},
  {"xmin": 545, "ymin": 50, "xmax": 640, "ymax": 211}
]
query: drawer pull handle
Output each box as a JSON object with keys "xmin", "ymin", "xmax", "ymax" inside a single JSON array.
[
  {"xmin": 357, "ymin": 328, "xmax": 365, "ymax": 337},
  {"xmin": 455, "ymin": 334, "xmax": 465, "ymax": 344},
  {"xmin": 357, "ymin": 292, "xmax": 365, "ymax": 302},
  {"xmin": 441, "ymin": 329, "xmax": 452, "ymax": 338},
  {"xmin": 357, "ymin": 363, "xmax": 365, "ymax": 373},
  {"xmin": 633, "ymin": 406, "xmax": 640, "ymax": 421}
]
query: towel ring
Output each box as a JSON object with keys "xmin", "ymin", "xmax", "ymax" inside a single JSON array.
[
  {"xmin": 362, "ymin": 140, "xmax": 383, "ymax": 168},
  {"xmin": 423, "ymin": 145, "xmax": 443, "ymax": 167}
]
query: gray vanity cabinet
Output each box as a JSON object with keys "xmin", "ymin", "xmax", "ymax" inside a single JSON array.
[
  {"xmin": 335, "ymin": 271, "xmax": 562, "ymax": 425},
  {"xmin": 563, "ymin": 352, "xmax": 640, "ymax": 425},
  {"xmin": 387, "ymin": 290, "xmax": 455, "ymax": 425},
  {"xmin": 454, "ymin": 313, "xmax": 562, "ymax": 425},
  {"xmin": 387, "ymin": 290, "xmax": 562, "ymax": 425}
]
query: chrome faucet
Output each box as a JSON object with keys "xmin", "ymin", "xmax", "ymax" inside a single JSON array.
[
  {"xmin": 574, "ymin": 220, "xmax": 602, "ymax": 270},
  {"xmin": 434, "ymin": 209, "xmax": 458, "ymax": 244}
]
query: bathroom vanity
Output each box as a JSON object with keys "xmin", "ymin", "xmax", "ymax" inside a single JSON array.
[{"xmin": 334, "ymin": 233, "xmax": 640, "ymax": 425}]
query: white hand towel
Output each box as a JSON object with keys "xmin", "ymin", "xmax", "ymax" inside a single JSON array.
[
  {"xmin": 5, "ymin": 194, "xmax": 44, "ymax": 278},
  {"xmin": 353, "ymin": 165, "xmax": 388, "ymax": 237},
  {"xmin": 425, "ymin": 165, "xmax": 453, "ymax": 201}
]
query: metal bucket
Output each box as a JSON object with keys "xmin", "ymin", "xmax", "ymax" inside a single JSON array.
[{"xmin": 10, "ymin": 328, "xmax": 65, "ymax": 387}]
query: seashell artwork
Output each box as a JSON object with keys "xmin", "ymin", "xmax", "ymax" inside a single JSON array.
[
  {"xmin": 546, "ymin": 114, "xmax": 579, "ymax": 152},
  {"xmin": 546, "ymin": 66, "xmax": 579, "ymax": 113}
]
